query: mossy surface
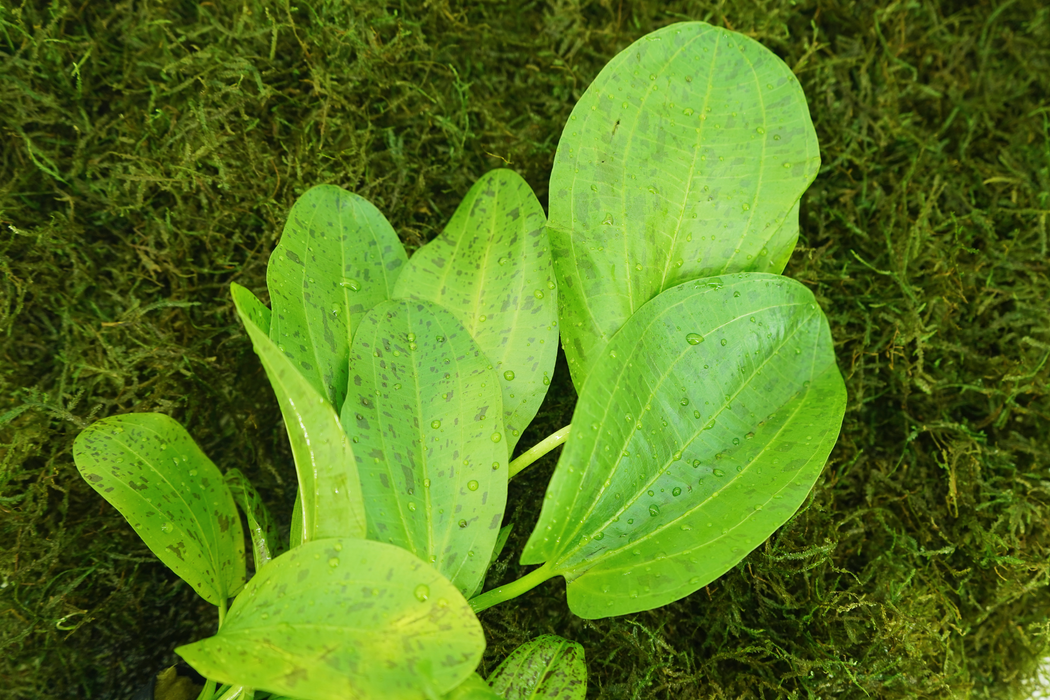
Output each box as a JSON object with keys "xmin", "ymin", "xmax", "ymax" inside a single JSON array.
[{"xmin": 2, "ymin": 1, "xmax": 1048, "ymax": 698}]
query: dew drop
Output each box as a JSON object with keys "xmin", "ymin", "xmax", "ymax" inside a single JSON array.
[
  {"xmin": 339, "ymin": 279, "xmax": 361, "ymax": 291},
  {"xmin": 648, "ymin": 504, "xmax": 660, "ymax": 517},
  {"xmin": 478, "ymin": 314, "xmax": 487, "ymax": 322},
  {"xmin": 160, "ymin": 522, "xmax": 173, "ymax": 533},
  {"xmin": 680, "ymin": 397, "xmax": 689, "ymax": 406},
  {"xmin": 492, "ymin": 461, "xmax": 500, "ymax": 471},
  {"xmin": 413, "ymin": 584, "xmax": 430, "ymax": 602},
  {"xmin": 407, "ymin": 502, "xmax": 417, "ymax": 512},
  {"xmin": 490, "ymin": 432, "xmax": 502, "ymax": 443},
  {"xmin": 188, "ymin": 469, "xmax": 198, "ymax": 477},
  {"xmin": 693, "ymin": 410, "xmax": 701, "ymax": 419},
  {"xmin": 423, "ymin": 478, "xmax": 431, "ymax": 489},
  {"xmin": 594, "ymin": 532, "xmax": 606, "ymax": 541},
  {"xmin": 720, "ymin": 338, "xmax": 728, "ymax": 346},
  {"xmin": 712, "ymin": 468, "xmax": 725, "ymax": 477},
  {"xmin": 497, "ymin": 257, "xmax": 508, "ymax": 266},
  {"xmin": 686, "ymin": 333, "xmax": 704, "ymax": 345},
  {"xmin": 431, "ymin": 420, "xmax": 441, "ymax": 429},
  {"xmin": 601, "ymin": 213, "xmax": 614, "ymax": 225},
  {"xmin": 467, "ymin": 480, "xmax": 479, "ymax": 492},
  {"xmin": 328, "ymin": 557, "xmax": 339, "ymax": 567},
  {"xmin": 458, "ymin": 519, "xmax": 467, "ymax": 528},
  {"xmin": 533, "ymin": 289, "xmax": 544, "ymax": 299},
  {"xmin": 672, "ymin": 487, "xmax": 682, "ymax": 497}
]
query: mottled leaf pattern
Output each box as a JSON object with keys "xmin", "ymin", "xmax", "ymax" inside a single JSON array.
[
  {"xmin": 342, "ymin": 298, "xmax": 508, "ymax": 597},
  {"xmin": 521, "ymin": 274, "xmax": 846, "ymax": 618},
  {"xmin": 268, "ymin": 185, "xmax": 408, "ymax": 411},
  {"xmin": 177, "ymin": 538, "xmax": 484, "ymax": 700},
  {"xmin": 393, "ymin": 169, "xmax": 557, "ymax": 455},
  {"xmin": 73, "ymin": 413, "xmax": 244, "ymax": 606},
  {"xmin": 549, "ymin": 22, "xmax": 821, "ymax": 387},
  {"xmin": 232, "ymin": 282, "xmax": 366, "ymax": 542},
  {"xmin": 225, "ymin": 468, "xmax": 283, "ymax": 568},
  {"xmin": 487, "ymin": 635, "xmax": 587, "ymax": 700}
]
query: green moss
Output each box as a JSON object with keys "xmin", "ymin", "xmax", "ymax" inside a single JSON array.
[{"xmin": 2, "ymin": 0, "xmax": 1048, "ymax": 698}]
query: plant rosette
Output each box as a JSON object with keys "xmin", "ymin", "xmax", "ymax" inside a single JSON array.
[{"xmin": 73, "ymin": 21, "xmax": 845, "ymax": 700}]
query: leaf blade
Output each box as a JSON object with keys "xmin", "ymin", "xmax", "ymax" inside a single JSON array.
[
  {"xmin": 342, "ymin": 298, "xmax": 508, "ymax": 597},
  {"xmin": 521, "ymin": 273, "xmax": 846, "ymax": 618},
  {"xmin": 268, "ymin": 185, "xmax": 408, "ymax": 411},
  {"xmin": 393, "ymin": 169, "xmax": 558, "ymax": 454},
  {"xmin": 487, "ymin": 635, "xmax": 587, "ymax": 700},
  {"xmin": 549, "ymin": 22, "xmax": 821, "ymax": 386},
  {"xmin": 232, "ymin": 282, "xmax": 366, "ymax": 541},
  {"xmin": 177, "ymin": 538, "xmax": 485, "ymax": 700},
  {"xmin": 73, "ymin": 413, "xmax": 245, "ymax": 606}
]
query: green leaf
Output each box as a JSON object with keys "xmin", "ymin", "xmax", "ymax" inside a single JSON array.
[
  {"xmin": 520, "ymin": 274, "xmax": 846, "ymax": 618},
  {"xmin": 224, "ymin": 468, "xmax": 283, "ymax": 569},
  {"xmin": 342, "ymin": 298, "xmax": 508, "ymax": 597},
  {"xmin": 442, "ymin": 674, "xmax": 502, "ymax": 700},
  {"xmin": 268, "ymin": 185, "xmax": 408, "ymax": 412},
  {"xmin": 393, "ymin": 169, "xmax": 557, "ymax": 455},
  {"xmin": 487, "ymin": 635, "xmax": 587, "ymax": 700},
  {"xmin": 232, "ymin": 282, "xmax": 366, "ymax": 542},
  {"xmin": 73, "ymin": 413, "xmax": 244, "ymax": 606},
  {"xmin": 548, "ymin": 22, "xmax": 821, "ymax": 387},
  {"xmin": 177, "ymin": 538, "xmax": 485, "ymax": 700}
]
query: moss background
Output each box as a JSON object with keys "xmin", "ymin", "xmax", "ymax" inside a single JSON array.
[{"xmin": 2, "ymin": 0, "xmax": 1048, "ymax": 698}]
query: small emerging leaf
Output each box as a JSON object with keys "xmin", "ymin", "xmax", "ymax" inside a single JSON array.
[
  {"xmin": 549, "ymin": 22, "xmax": 821, "ymax": 387},
  {"xmin": 488, "ymin": 635, "xmax": 587, "ymax": 700},
  {"xmin": 225, "ymin": 468, "xmax": 283, "ymax": 568},
  {"xmin": 393, "ymin": 169, "xmax": 557, "ymax": 455},
  {"xmin": 342, "ymin": 299, "xmax": 508, "ymax": 597},
  {"xmin": 268, "ymin": 185, "xmax": 408, "ymax": 411},
  {"xmin": 73, "ymin": 413, "xmax": 245, "ymax": 605},
  {"xmin": 232, "ymin": 282, "xmax": 366, "ymax": 542},
  {"xmin": 177, "ymin": 538, "xmax": 484, "ymax": 700},
  {"xmin": 521, "ymin": 274, "xmax": 847, "ymax": 618}
]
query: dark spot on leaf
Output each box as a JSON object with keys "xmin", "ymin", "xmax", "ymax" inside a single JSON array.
[
  {"xmin": 127, "ymin": 479, "xmax": 148, "ymax": 491},
  {"xmin": 167, "ymin": 541, "xmax": 187, "ymax": 561},
  {"xmin": 285, "ymin": 250, "xmax": 303, "ymax": 265},
  {"xmin": 86, "ymin": 473, "xmax": 103, "ymax": 483}
]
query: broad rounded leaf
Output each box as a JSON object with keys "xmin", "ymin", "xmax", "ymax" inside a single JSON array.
[
  {"xmin": 342, "ymin": 298, "xmax": 508, "ymax": 597},
  {"xmin": 393, "ymin": 169, "xmax": 557, "ymax": 455},
  {"xmin": 487, "ymin": 635, "xmax": 587, "ymax": 700},
  {"xmin": 549, "ymin": 22, "xmax": 821, "ymax": 387},
  {"xmin": 521, "ymin": 274, "xmax": 846, "ymax": 618},
  {"xmin": 177, "ymin": 538, "xmax": 484, "ymax": 700},
  {"xmin": 268, "ymin": 185, "xmax": 408, "ymax": 411},
  {"xmin": 233, "ymin": 282, "xmax": 366, "ymax": 541},
  {"xmin": 73, "ymin": 413, "xmax": 244, "ymax": 605}
]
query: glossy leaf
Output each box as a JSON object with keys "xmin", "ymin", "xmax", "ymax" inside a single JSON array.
[
  {"xmin": 521, "ymin": 273, "xmax": 847, "ymax": 618},
  {"xmin": 443, "ymin": 674, "xmax": 502, "ymax": 700},
  {"xmin": 73, "ymin": 413, "xmax": 244, "ymax": 606},
  {"xmin": 232, "ymin": 282, "xmax": 366, "ymax": 542},
  {"xmin": 548, "ymin": 22, "xmax": 821, "ymax": 387},
  {"xmin": 225, "ymin": 468, "xmax": 283, "ymax": 568},
  {"xmin": 487, "ymin": 635, "xmax": 587, "ymax": 700},
  {"xmin": 393, "ymin": 169, "xmax": 557, "ymax": 455},
  {"xmin": 342, "ymin": 298, "xmax": 508, "ymax": 597},
  {"xmin": 177, "ymin": 538, "xmax": 484, "ymax": 700},
  {"xmin": 268, "ymin": 185, "xmax": 408, "ymax": 411}
]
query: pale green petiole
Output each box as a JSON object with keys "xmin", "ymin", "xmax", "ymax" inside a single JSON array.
[
  {"xmin": 469, "ymin": 562, "xmax": 555, "ymax": 613},
  {"xmin": 508, "ymin": 425, "xmax": 571, "ymax": 479}
]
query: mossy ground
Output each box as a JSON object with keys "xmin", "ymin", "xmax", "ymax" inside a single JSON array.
[{"xmin": 2, "ymin": 0, "xmax": 1048, "ymax": 698}]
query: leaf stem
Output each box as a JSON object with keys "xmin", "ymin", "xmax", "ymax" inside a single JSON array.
[
  {"xmin": 217, "ymin": 597, "xmax": 227, "ymax": 629},
  {"xmin": 469, "ymin": 562, "xmax": 555, "ymax": 613},
  {"xmin": 509, "ymin": 425, "xmax": 571, "ymax": 478}
]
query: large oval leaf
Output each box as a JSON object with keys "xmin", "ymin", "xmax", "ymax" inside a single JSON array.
[
  {"xmin": 232, "ymin": 282, "xmax": 366, "ymax": 541},
  {"xmin": 176, "ymin": 538, "xmax": 485, "ymax": 700},
  {"xmin": 392, "ymin": 169, "xmax": 557, "ymax": 455},
  {"xmin": 73, "ymin": 413, "xmax": 244, "ymax": 605},
  {"xmin": 520, "ymin": 273, "xmax": 846, "ymax": 618},
  {"xmin": 487, "ymin": 635, "xmax": 587, "ymax": 700},
  {"xmin": 342, "ymin": 298, "xmax": 508, "ymax": 597},
  {"xmin": 268, "ymin": 185, "xmax": 408, "ymax": 412},
  {"xmin": 548, "ymin": 22, "xmax": 821, "ymax": 387}
]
